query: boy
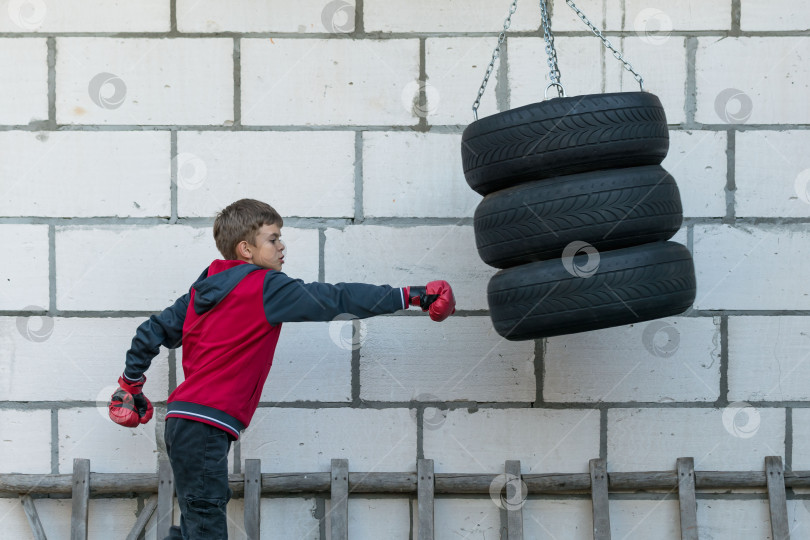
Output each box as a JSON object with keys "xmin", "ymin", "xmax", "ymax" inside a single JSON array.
[{"xmin": 107, "ymin": 199, "xmax": 456, "ymax": 539}]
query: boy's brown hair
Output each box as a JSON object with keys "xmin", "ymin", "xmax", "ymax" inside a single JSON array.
[{"xmin": 213, "ymin": 199, "xmax": 284, "ymax": 260}]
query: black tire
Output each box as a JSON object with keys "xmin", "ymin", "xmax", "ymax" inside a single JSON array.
[
  {"xmin": 474, "ymin": 166, "xmax": 683, "ymax": 268},
  {"xmin": 461, "ymin": 92, "xmax": 669, "ymax": 196},
  {"xmin": 487, "ymin": 242, "xmax": 695, "ymax": 341}
]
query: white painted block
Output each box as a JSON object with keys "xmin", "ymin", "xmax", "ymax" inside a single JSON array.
[
  {"xmin": 434, "ymin": 499, "xmax": 500, "ymax": 540},
  {"xmin": 0, "ymin": 225, "xmax": 49, "ymax": 310},
  {"xmin": 736, "ymin": 131, "xmax": 810, "ymax": 218},
  {"xmin": 693, "ymin": 224, "xmax": 810, "ymax": 310},
  {"xmin": 611, "ymin": 500, "xmax": 680, "ymax": 540},
  {"xmin": 604, "ymin": 37, "xmax": 687, "ymax": 125},
  {"xmin": 265, "ymin": 227, "xmax": 320, "ymax": 284},
  {"xmin": 544, "ymin": 317, "xmax": 721, "ymax": 403},
  {"xmin": 219, "ymin": 498, "xmax": 320, "ymax": 540},
  {"xmin": 0, "ymin": 38, "xmax": 47, "ymax": 124},
  {"xmin": 696, "ymin": 37, "xmax": 810, "ymax": 124},
  {"xmin": 364, "ymin": 0, "xmax": 541, "ymax": 32},
  {"xmin": 790, "ymin": 409, "xmax": 810, "ymax": 470},
  {"xmin": 0, "ymin": 131, "xmax": 170, "ymax": 217},
  {"xmin": 0, "ymin": 410, "xmax": 51, "ymax": 473},
  {"xmin": 0, "ymin": 0, "xmax": 169, "ymax": 32},
  {"xmin": 55, "ymin": 225, "xmax": 221, "ymax": 311},
  {"xmin": 360, "ymin": 316, "xmax": 535, "ymax": 402},
  {"xmin": 522, "ymin": 499, "xmax": 593, "ymax": 540},
  {"xmin": 324, "ymin": 225, "xmax": 494, "ymax": 310},
  {"xmin": 608, "ymin": 408, "xmax": 785, "ymax": 471},
  {"xmin": 56, "ymin": 38, "xmax": 233, "ymax": 125},
  {"xmin": 362, "ymin": 132, "xmax": 481, "ymax": 218},
  {"xmin": 728, "ymin": 317, "xmax": 810, "ymax": 402},
  {"xmin": 548, "ymin": 0, "xmax": 603, "ymax": 32},
  {"xmin": 240, "ymin": 408, "xmax": 416, "ymax": 472},
  {"xmin": 58, "ymin": 408, "xmax": 158, "ymax": 473},
  {"xmin": 425, "ymin": 37, "xmax": 500, "ymax": 124},
  {"xmin": 741, "ymin": 0, "xmax": 810, "ymax": 31},
  {"xmin": 177, "ymin": 131, "xmax": 355, "ymax": 218},
  {"xmin": 603, "ymin": 0, "xmax": 731, "ymax": 31},
  {"xmin": 345, "ymin": 498, "xmax": 411, "ymax": 540},
  {"xmin": 423, "ymin": 408, "xmax": 600, "ymax": 473},
  {"xmin": 28, "ymin": 498, "xmax": 139, "ymax": 540},
  {"xmin": 261, "ymin": 321, "xmax": 352, "ymax": 403},
  {"xmin": 0, "ymin": 499, "xmax": 41, "ymax": 539},
  {"xmin": 697, "ymin": 499, "xmax": 773, "ymax": 539},
  {"xmin": 241, "ymin": 39, "xmax": 419, "ymax": 126},
  {"xmin": 663, "ymin": 130, "xmax": 727, "ymax": 218},
  {"xmin": 508, "ymin": 37, "xmax": 603, "ymax": 110},
  {"xmin": 177, "ymin": 0, "xmax": 356, "ymax": 33},
  {"xmin": 0, "ymin": 317, "xmax": 170, "ymax": 401}
]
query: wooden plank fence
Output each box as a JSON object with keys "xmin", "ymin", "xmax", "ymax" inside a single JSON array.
[{"xmin": 0, "ymin": 456, "xmax": 802, "ymax": 539}]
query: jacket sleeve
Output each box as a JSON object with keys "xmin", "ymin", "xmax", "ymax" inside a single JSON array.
[{"xmin": 263, "ymin": 271, "xmax": 407, "ymax": 324}]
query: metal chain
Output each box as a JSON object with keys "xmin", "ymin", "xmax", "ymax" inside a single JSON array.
[
  {"xmin": 472, "ymin": 0, "xmax": 518, "ymax": 121},
  {"xmin": 540, "ymin": 0, "xmax": 565, "ymax": 98},
  {"xmin": 564, "ymin": 0, "xmax": 644, "ymax": 91}
]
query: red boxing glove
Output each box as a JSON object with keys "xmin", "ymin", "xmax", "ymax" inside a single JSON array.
[
  {"xmin": 405, "ymin": 280, "xmax": 456, "ymax": 322},
  {"xmin": 108, "ymin": 375, "xmax": 154, "ymax": 427}
]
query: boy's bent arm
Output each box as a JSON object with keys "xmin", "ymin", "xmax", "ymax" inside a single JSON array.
[
  {"xmin": 123, "ymin": 293, "xmax": 189, "ymax": 381},
  {"xmin": 263, "ymin": 271, "xmax": 406, "ymax": 324}
]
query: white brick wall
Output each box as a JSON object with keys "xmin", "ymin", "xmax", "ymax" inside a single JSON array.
[
  {"xmin": 56, "ymin": 38, "xmax": 233, "ymax": 125},
  {"xmin": 177, "ymin": 0, "xmax": 355, "ymax": 33},
  {"xmin": 55, "ymin": 225, "xmax": 220, "ymax": 311},
  {"xmin": 0, "ymin": 131, "xmax": 170, "ymax": 217},
  {"xmin": 544, "ymin": 317, "xmax": 721, "ymax": 403},
  {"xmin": 362, "ymin": 132, "xmax": 481, "ymax": 218},
  {"xmin": 0, "ymin": 410, "xmax": 51, "ymax": 473},
  {"xmin": 697, "ymin": 499, "xmax": 775, "ymax": 539},
  {"xmin": 177, "ymin": 131, "xmax": 355, "ymax": 218},
  {"xmin": 433, "ymin": 499, "xmax": 500, "ymax": 540},
  {"xmin": 663, "ymin": 130, "xmax": 727, "ymax": 218},
  {"xmin": 0, "ymin": 317, "xmax": 170, "ymax": 401},
  {"xmin": 345, "ymin": 498, "xmax": 411, "ymax": 540},
  {"xmin": 58, "ymin": 408, "xmax": 159, "ymax": 473},
  {"xmin": 0, "ymin": 38, "xmax": 47, "ymax": 125},
  {"xmin": 241, "ymin": 39, "xmax": 420, "ymax": 126},
  {"xmin": 608, "ymin": 408, "xmax": 785, "ymax": 471},
  {"xmin": 521, "ymin": 499, "xmax": 592, "ymax": 540},
  {"xmin": 696, "ymin": 37, "xmax": 810, "ymax": 125},
  {"xmin": 736, "ymin": 131, "xmax": 810, "ymax": 218},
  {"xmin": 0, "ymin": 224, "xmax": 49, "ymax": 310},
  {"xmin": 604, "ymin": 0, "xmax": 732, "ymax": 31},
  {"xmin": 790, "ymin": 409, "xmax": 810, "ymax": 470},
  {"xmin": 240, "ymin": 408, "xmax": 416, "ymax": 472},
  {"xmin": 610, "ymin": 500, "xmax": 680, "ymax": 539},
  {"xmin": 728, "ymin": 316, "xmax": 810, "ymax": 402},
  {"xmin": 423, "ymin": 408, "xmax": 600, "ymax": 473},
  {"xmin": 0, "ymin": 0, "xmax": 169, "ymax": 32},
  {"xmin": 220, "ymin": 498, "xmax": 320, "ymax": 540},
  {"xmin": 25, "ymin": 498, "xmax": 138, "ymax": 540},
  {"xmin": 741, "ymin": 0, "xmax": 810, "ymax": 31},
  {"xmin": 364, "ymin": 0, "xmax": 542, "ymax": 33},
  {"xmin": 693, "ymin": 224, "xmax": 810, "ymax": 310},
  {"xmin": 324, "ymin": 225, "xmax": 493, "ymax": 310},
  {"xmin": 359, "ymin": 316, "xmax": 535, "ymax": 402}
]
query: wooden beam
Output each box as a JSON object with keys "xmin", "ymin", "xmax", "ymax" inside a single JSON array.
[
  {"xmin": 676, "ymin": 458, "xmax": 698, "ymax": 540},
  {"xmin": 70, "ymin": 458, "xmax": 90, "ymax": 540},
  {"xmin": 330, "ymin": 459, "xmax": 349, "ymax": 540},
  {"xmin": 20, "ymin": 495, "xmax": 47, "ymax": 540},
  {"xmin": 765, "ymin": 457, "xmax": 790, "ymax": 540},
  {"xmin": 505, "ymin": 460, "xmax": 524, "ymax": 540},
  {"xmin": 157, "ymin": 460, "xmax": 174, "ymax": 540},
  {"xmin": 244, "ymin": 459, "xmax": 262, "ymax": 540},
  {"xmin": 417, "ymin": 459, "xmax": 434, "ymax": 540},
  {"xmin": 125, "ymin": 496, "xmax": 158, "ymax": 540},
  {"xmin": 590, "ymin": 459, "xmax": 611, "ymax": 540}
]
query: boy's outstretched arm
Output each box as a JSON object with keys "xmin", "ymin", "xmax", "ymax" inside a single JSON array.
[{"xmin": 262, "ymin": 271, "xmax": 455, "ymax": 324}]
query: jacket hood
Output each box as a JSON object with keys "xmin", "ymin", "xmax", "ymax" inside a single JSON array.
[{"xmin": 192, "ymin": 260, "xmax": 263, "ymax": 314}]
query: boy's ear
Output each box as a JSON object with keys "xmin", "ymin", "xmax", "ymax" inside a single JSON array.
[{"xmin": 236, "ymin": 240, "xmax": 251, "ymax": 260}]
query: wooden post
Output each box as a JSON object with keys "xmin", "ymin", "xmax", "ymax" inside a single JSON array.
[
  {"xmin": 157, "ymin": 459, "xmax": 174, "ymax": 540},
  {"xmin": 676, "ymin": 458, "xmax": 698, "ymax": 540},
  {"xmin": 244, "ymin": 459, "xmax": 262, "ymax": 539},
  {"xmin": 505, "ymin": 460, "xmax": 524, "ymax": 540},
  {"xmin": 70, "ymin": 458, "xmax": 90, "ymax": 540},
  {"xmin": 417, "ymin": 459, "xmax": 434, "ymax": 540},
  {"xmin": 330, "ymin": 459, "xmax": 349, "ymax": 540},
  {"xmin": 765, "ymin": 456, "xmax": 790, "ymax": 540},
  {"xmin": 589, "ymin": 458, "xmax": 611, "ymax": 540},
  {"xmin": 20, "ymin": 495, "xmax": 47, "ymax": 540},
  {"xmin": 125, "ymin": 496, "xmax": 158, "ymax": 540}
]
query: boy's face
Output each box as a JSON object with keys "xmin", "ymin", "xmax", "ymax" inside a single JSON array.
[{"xmin": 240, "ymin": 223, "xmax": 285, "ymax": 271}]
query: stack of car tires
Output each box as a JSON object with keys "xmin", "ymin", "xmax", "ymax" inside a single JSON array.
[{"xmin": 461, "ymin": 92, "xmax": 696, "ymax": 341}]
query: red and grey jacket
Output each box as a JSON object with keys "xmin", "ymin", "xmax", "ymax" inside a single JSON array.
[{"xmin": 123, "ymin": 259, "xmax": 406, "ymax": 439}]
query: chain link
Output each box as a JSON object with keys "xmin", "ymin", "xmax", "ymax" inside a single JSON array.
[
  {"xmin": 564, "ymin": 0, "xmax": 644, "ymax": 91},
  {"xmin": 540, "ymin": 0, "xmax": 565, "ymax": 98},
  {"xmin": 472, "ymin": 0, "xmax": 518, "ymax": 121}
]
